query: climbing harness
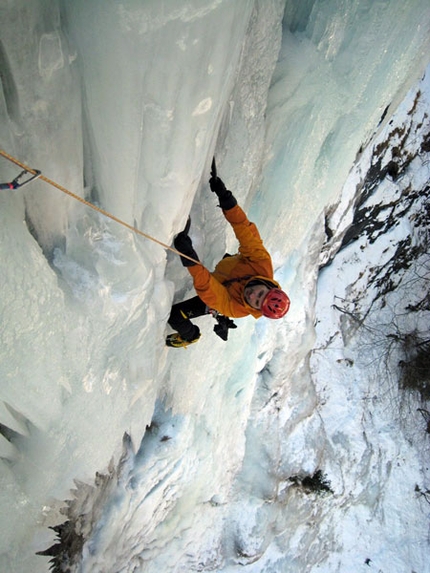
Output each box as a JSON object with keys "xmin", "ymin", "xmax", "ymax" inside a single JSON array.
[{"xmin": 0, "ymin": 149, "xmax": 201, "ymax": 266}]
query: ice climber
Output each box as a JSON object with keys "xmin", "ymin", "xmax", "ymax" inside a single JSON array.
[{"xmin": 166, "ymin": 165, "xmax": 290, "ymax": 348}]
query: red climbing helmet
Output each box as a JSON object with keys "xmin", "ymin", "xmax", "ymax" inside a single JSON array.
[{"xmin": 261, "ymin": 288, "xmax": 290, "ymax": 319}]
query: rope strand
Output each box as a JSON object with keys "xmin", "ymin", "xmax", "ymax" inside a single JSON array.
[{"xmin": 0, "ymin": 149, "xmax": 201, "ymax": 266}]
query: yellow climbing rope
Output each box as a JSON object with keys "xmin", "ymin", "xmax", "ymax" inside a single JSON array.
[{"xmin": 0, "ymin": 149, "xmax": 201, "ymax": 266}]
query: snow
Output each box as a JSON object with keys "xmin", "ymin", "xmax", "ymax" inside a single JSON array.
[
  {"xmin": 308, "ymin": 70, "xmax": 430, "ymax": 573},
  {"xmin": 0, "ymin": 1, "xmax": 429, "ymax": 572}
]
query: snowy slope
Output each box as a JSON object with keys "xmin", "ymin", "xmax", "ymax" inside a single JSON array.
[{"xmin": 0, "ymin": 1, "xmax": 429, "ymax": 572}]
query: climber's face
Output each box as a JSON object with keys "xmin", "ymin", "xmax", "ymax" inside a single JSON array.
[{"xmin": 244, "ymin": 284, "xmax": 270, "ymax": 310}]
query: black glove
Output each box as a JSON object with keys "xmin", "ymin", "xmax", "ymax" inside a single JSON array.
[
  {"xmin": 213, "ymin": 314, "xmax": 237, "ymax": 341},
  {"xmin": 209, "ymin": 176, "xmax": 227, "ymax": 196},
  {"xmin": 209, "ymin": 176, "xmax": 237, "ymax": 210},
  {"xmin": 174, "ymin": 232, "xmax": 199, "ymax": 267}
]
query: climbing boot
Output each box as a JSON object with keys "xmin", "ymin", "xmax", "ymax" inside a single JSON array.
[{"xmin": 165, "ymin": 332, "xmax": 201, "ymax": 348}]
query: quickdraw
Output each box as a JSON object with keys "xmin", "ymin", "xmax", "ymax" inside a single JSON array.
[
  {"xmin": 0, "ymin": 168, "xmax": 41, "ymax": 190},
  {"xmin": 0, "ymin": 149, "xmax": 201, "ymax": 266}
]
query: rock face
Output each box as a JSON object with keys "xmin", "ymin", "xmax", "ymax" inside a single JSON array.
[
  {"xmin": 320, "ymin": 82, "xmax": 429, "ymax": 330},
  {"xmin": 37, "ymin": 432, "xmax": 135, "ymax": 572},
  {"xmin": 314, "ymin": 76, "xmax": 430, "ymax": 405},
  {"xmin": 307, "ymin": 75, "xmax": 429, "ymax": 571}
]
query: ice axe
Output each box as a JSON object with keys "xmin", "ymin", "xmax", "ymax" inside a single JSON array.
[{"xmin": 211, "ymin": 157, "xmax": 217, "ymax": 180}]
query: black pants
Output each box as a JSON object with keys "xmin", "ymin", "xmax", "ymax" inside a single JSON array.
[{"xmin": 168, "ymin": 296, "xmax": 208, "ymax": 341}]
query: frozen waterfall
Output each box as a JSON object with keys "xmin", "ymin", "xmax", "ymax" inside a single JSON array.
[{"xmin": 0, "ymin": 1, "xmax": 429, "ymax": 572}]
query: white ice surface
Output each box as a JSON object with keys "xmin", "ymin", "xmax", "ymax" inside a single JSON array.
[{"xmin": 0, "ymin": 1, "xmax": 429, "ymax": 572}]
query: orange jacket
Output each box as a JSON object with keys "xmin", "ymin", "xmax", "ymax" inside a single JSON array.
[{"xmin": 188, "ymin": 204, "xmax": 280, "ymax": 318}]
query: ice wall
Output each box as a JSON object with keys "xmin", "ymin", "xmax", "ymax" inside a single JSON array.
[
  {"xmin": 0, "ymin": 0, "xmax": 429, "ymax": 572},
  {"xmin": 1, "ymin": 2, "xmax": 280, "ymax": 571},
  {"xmin": 254, "ymin": 0, "xmax": 430, "ymax": 255},
  {"xmin": 0, "ymin": 0, "xmax": 83, "ymax": 251},
  {"xmin": 63, "ymin": 0, "xmax": 256, "ymax": 237},
  {"xmin": 223, "ymin": 4, "xmax": 430, "ymax": 564}
]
